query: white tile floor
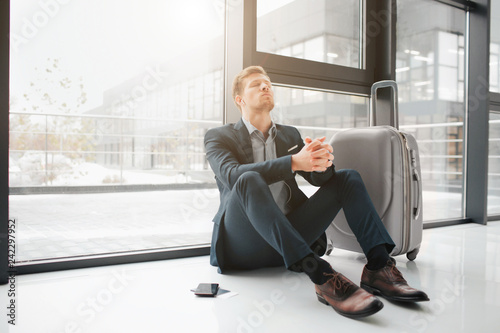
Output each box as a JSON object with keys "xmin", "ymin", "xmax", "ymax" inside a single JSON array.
[{"xmin": 1, "ymin": 222, "xmax": 499, "ymax": 333}]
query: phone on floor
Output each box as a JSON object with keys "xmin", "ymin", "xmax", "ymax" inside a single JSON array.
[{"xmin": 194, "ymin": 283, "xmax": 219, "ymax": 297}]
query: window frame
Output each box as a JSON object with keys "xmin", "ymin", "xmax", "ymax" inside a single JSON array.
[
  {"xmin": 243, "ymin": 0, "xmax": 376, "ymax": 96},
  {"xmin": 465, "ymin": 0, "xmax": 489, "ymax": 225},
  {"xmin": 2, "ymin": 1, "xmax": 217, "ymax": 279},
  {"xmin": 0, "ymin": 0, "xmax": 9, "ymax": 284},
  {"xmin": 492, "ymin": 94, "xmax": 500, "ymax": 109}
]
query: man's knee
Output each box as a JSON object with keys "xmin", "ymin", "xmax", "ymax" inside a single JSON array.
[
  {"xmin": 234, "ymin": 171, "xmax": 265, "ymax": 192},
  {"xmin": 339, "ymin": 168, "xmax": 361, "ymax": 179},
  {"xmin": 237, "ymin": 171, "xmax": 263, "ymax": 183},
  {"xmin": 336, "ymin": 169, "xmax": 362, "ymax": 183},
  {"xmin": 331, "ymin": 169, "xmax": 367, "ymax": 193}
]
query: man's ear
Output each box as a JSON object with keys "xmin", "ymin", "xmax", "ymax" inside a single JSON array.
[{"xmin": 236, "ymin": 95, "xmax": 245, "ymax": 106}]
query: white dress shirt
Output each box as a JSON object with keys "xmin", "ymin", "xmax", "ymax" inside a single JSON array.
[{"xmin": 241, "ymin": 117, "xmax": 291, "ymax": 215}]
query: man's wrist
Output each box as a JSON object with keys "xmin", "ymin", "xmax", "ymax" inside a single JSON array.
[{"xmin": 291, "ymin": 154, "xmax": 299, "ymax": 172}]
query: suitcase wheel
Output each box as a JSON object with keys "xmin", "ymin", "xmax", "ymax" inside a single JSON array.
[
  {"xmin": 325, "ymin": 246, "xmax": 333, "ymax": 256},
  {"xmin": 406, "ymin": 247, "xmax": 420, "ymax": 261},
  {"xmin": 325, "ymin": 240, "xmax": 334, "ymax": 256}
]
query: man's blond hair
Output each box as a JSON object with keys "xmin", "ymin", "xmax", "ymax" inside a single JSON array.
[{"xmin": 232, "ymin": 66, "xmax": 270, "ymax": 111}]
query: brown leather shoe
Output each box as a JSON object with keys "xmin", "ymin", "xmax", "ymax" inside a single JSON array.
[
  {"xmin": 315, "ymin": 270, "xmax": 383, "ymax": 319},
  {"xmin": 361, "ymin": 259, "xmax": 429, "ymax": 302}
]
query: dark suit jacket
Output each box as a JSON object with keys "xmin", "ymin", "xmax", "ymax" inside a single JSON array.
[{"xmin": 204, "ymin": 119, "xmax": 335, "ymax": 270}]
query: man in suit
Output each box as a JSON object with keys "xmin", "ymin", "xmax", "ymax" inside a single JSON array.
[{"xmin": 204, "ymin": 66, "xmax": 429, "ymax": 318}]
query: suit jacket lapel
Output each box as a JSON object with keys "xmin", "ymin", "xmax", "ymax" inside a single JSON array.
[
  {"xmin": 275, "ymin": 125, "xmax": 291, "ymax": 157},
  {"xmin": 234, "ymin": 119, "xmax": 254, "ymax": 163}
]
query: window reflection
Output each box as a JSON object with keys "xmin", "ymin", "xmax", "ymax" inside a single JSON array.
[
  {"xmin": 397, "ymin": 0, "xmax": 465, "ymax": 221},
  {"xmin": 272, "ymin": 85, "xmax": 368, "ymax": 139},
  {"xmin": 257, "ymin": 0, "xmax": 363, "ymax": 68}
]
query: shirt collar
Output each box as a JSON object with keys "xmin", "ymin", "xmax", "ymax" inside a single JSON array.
[{"xmin": 241, "ymin": 117, "xmax": 276, "ymax": 139}]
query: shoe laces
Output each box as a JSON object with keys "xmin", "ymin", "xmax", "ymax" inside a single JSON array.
[
  {"xmin": 323, "ymin": 271, "xmax": 353, "ymax": 294},
  {"xmin": 387, "ymin": 261, "xmax": 407, "ymax": 283}
]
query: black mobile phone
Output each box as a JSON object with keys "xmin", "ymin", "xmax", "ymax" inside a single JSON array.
[{"xmin": 194, "ymin": 283, "xmax": 219, "ymax": 297}]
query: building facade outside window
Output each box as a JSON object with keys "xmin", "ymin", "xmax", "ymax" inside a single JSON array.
[
  {"xmin": 9, "ymin": 0, "xmax": 224, "ymax": 262},
  {"xmin": 257, "ymin": 0, "xmax": 363, "ymax": 69}
]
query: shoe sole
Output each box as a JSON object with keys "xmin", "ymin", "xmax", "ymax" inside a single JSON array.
[
  {"xmin": 316, "ymin": 293, "xmax": 384, "ymax": 319},
  {"xmin": 360, "ymin": 283, "xmax": 430, "ymax": 303}
]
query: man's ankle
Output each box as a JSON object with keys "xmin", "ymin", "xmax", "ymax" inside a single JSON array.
[
  {"xmin": 366, "ymin": 244, "xmax": 391, "ymax": 270},
  {"xmin": 292, "ymin": 253, "xmax": 333, "ymax": 285}
]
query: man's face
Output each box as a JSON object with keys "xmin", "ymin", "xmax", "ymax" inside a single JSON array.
[{"xmin": 239, "ymin": 73, "xmax": 274, "ymax": 113}]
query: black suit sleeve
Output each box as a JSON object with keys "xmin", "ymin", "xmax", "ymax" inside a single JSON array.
[{"xmin": 204, "ymin": 127, "xmax": 296, "ymax": 190}]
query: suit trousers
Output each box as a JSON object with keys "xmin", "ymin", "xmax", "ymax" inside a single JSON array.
[{"xmin": 221, "ymin": 169, "xmax": 395, "ymax": 270}]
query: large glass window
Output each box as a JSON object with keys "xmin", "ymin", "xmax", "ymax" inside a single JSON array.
[
  {"xmin": 489, "ymin": 1, "xmax": 500, "ymax": 217},
  {"xmin": 488, "ymin": 112, "xmax": 500, "ymax": 216},
  {"xmin": 491, "ymin": 0, "xmax": 500, "ymax": 93},
  {"xmin": 9, "ymin": 1, "xmax": 224, "ymax": 262},
  {"xmin": 257, "ymin": 0, "xmax": 364, "ymax": 69},
  {"xmin": 396, "ymin": 0, "xmax": 466, "ymax": 222}
]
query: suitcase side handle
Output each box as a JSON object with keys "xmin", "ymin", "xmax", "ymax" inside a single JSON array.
[
  {"xmin": 413, "ymin": 169, "xmax": 421, "ymax": 219},
  {"xmin": 370, "ymin": 80, "xmax": 399, "ymax": 129}
]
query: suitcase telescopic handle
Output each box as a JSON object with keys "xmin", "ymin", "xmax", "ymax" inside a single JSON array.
[{"xmin": 370, "ymin": 80, "xmax": 399, "ymax": 129}]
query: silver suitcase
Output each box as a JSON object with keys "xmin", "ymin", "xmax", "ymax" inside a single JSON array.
[{"xmin": 325, "ymin": 81, "xmax": 422, "ymax": 261}]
